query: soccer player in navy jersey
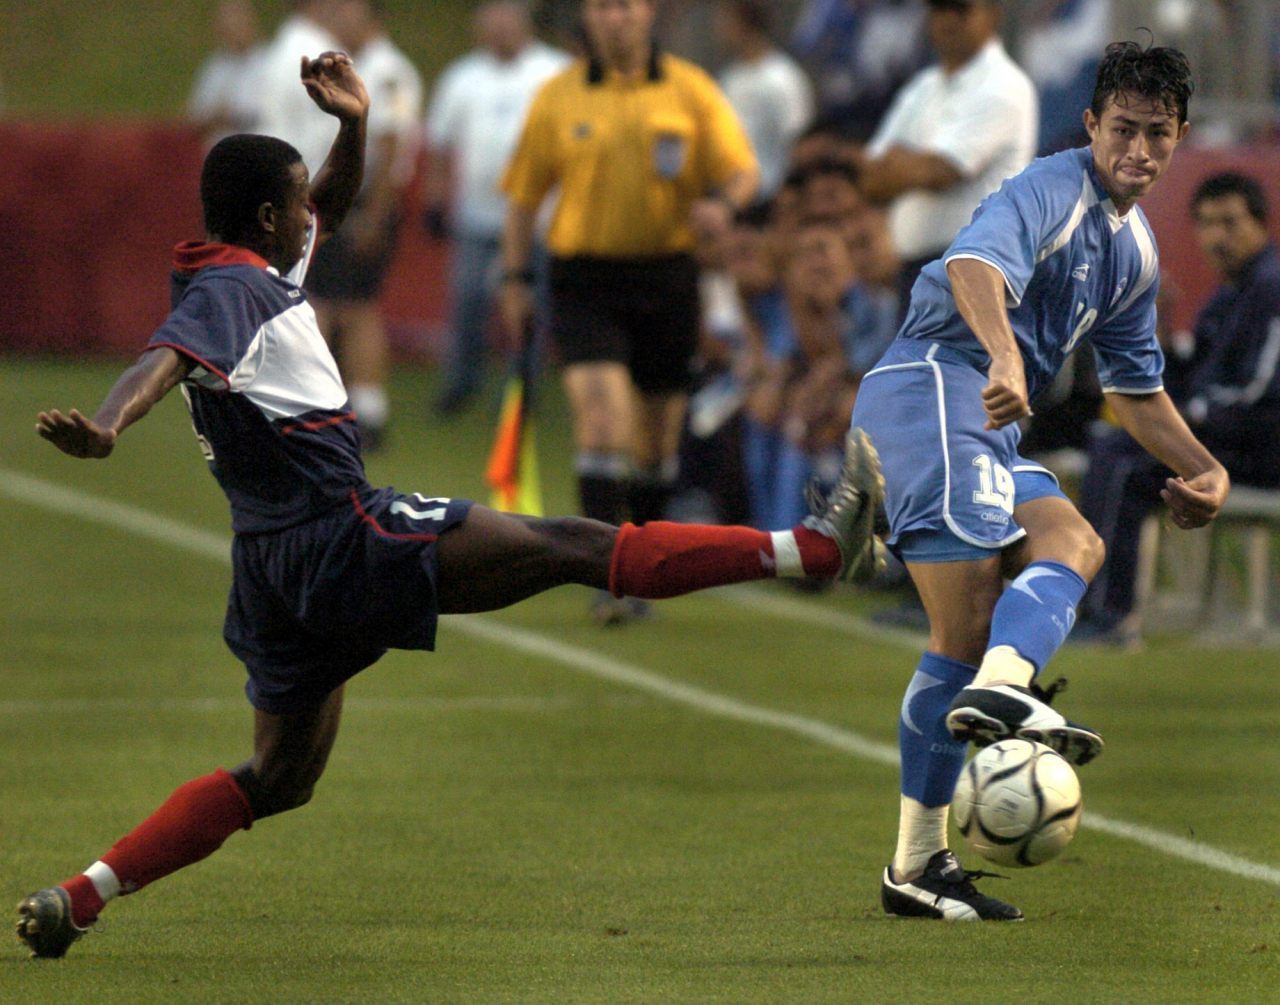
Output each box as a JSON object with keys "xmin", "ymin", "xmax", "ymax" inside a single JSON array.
[
  {"xmin": 853, "ymin": 41, "xmax": 1231, "ymax": 920},
  {"xmin": 19, "ymin": 52, "xmax": 883, "ymax": 958}
]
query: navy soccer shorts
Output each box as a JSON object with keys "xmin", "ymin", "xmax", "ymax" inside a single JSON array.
[{"xmin": 224, "ymin": 486, "xmax": 473, "ymax": 713}]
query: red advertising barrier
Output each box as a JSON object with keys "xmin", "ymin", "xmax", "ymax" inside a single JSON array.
[
  {"xmin": 1, "ymin": 121, "xmax": 1276, "ymax": 356},
  {"xmin": 1139, "ymin": 144, "xmax": 1280, "ymax": 332},
  {"xmin": 0, "ymin": 121, "xmax": 450, "ymax": 357}
]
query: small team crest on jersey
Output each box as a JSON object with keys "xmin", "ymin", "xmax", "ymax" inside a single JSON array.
[
  {"xmin": 1071, "ymin": 263, "xmax": 1090, "ymax": 282},
  {"xmin": 573, "ymin": 122, "xmax": 592, "ymax": 140},
  {"xmin": 653, "ymin": 132, "xmax": 688, "ymax": 178}
]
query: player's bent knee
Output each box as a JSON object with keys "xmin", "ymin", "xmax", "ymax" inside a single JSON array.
[{"xmin": 231, "ymin": 762, "xmax": 322, "ymax": 820}]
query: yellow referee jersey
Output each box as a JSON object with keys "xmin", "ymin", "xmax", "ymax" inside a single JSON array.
[{"xmin": 502, "ymin": 52, "xmax": 757, "ymax": 259}]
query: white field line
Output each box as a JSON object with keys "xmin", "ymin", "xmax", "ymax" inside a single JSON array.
[{"xmin": 4, "ymin": 467, "xmax": 1278, "ymax": 888}]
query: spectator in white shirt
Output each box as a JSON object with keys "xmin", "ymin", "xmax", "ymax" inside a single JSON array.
[
  {"xmin": 308, "ymin": 0, "xmax": 423, "ymax": 450},
  {"xmin": 854, "ymin": 0, "xmax": 1037, "ymax": 307},
  {"xmin": 255, "ymin": 0, "xmax": 342, "ymax": 177},
  {"xmin": 188, "ymin": 0, "xmax": 267, "ymax": 149},
  {"xmin": 714, "ymin": 0, "xmax": 815, "ymax": 197},
  {"xmin": 422, "ymin": 1, "xmax": 569, "ymax": 417}
]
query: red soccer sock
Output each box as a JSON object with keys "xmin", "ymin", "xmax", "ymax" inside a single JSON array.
[
  {"xmin": 60, "ymin": 874, "xmax": 106, "ymax": 930},
  {"xmin": 608, "ymin": 521, "xmax": 841, "ymax": 599},
  {"xmin": 58, "ymin": 768, "xmax": 254, "ymax": 925}
]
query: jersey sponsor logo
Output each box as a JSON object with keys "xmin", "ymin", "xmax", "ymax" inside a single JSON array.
[
  {"xmin": 1071, "ymin": 263, "xmax": 1090, "ymax": 282},
  {"xmin": 390, "ymin": 494, "xmax": 451, "ymax": 522}
]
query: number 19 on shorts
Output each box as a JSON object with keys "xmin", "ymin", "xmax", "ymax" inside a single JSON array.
[{"xmin": 972, "ymin": 454, "xmax": 1014, "ymax": 513}]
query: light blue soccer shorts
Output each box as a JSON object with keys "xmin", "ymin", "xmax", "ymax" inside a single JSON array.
[{"xmin": 850, "ymin": 340, "xmax": 1068, "ymax": 564}]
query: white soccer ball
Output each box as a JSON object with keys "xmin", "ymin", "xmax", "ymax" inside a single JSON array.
[{"xmin": 952, "ymin": 738, "xmax": 1083, "ymax": 868}]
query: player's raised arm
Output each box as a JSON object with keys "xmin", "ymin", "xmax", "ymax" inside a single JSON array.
[
  {"xmin": 300, "ymin": 51, "xmax": 370, "ymax": 238},
  {"xmin": 37, "ymin": 348, "xmax": 194, "ymax": 459},
  {"xmin": 946, "ymin": 256, "xmax": 1030, "ymax": 429}
]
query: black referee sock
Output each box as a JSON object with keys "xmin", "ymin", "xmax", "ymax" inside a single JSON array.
[
  {"xmin": 628, "ymin": 461, "xmax": 678, "ymax": 525},
  {"xmin": 575, "ymin": 451, "xmax": 631, "ymax": 526}
]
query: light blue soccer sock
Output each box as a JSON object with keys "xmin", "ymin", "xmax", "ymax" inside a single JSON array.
[
  {"xmin": 899, "ymin": 653, "xmax": 977, "ymax": 807},
  {"xmin": 987, "ymin": 560, "xmax": 1088, "ymax": 674}
]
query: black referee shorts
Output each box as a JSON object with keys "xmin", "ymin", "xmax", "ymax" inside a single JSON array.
[{"xmin": 548, "ymin": 253, "xmax": 700, "ymax": 395}]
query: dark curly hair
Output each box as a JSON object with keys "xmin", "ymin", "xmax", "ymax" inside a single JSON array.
[
  {"xmin": 1090, "ymin": 40, "xmax": 1194, "ymax": 124},
  {"xmin": 200, "ymin": 134, "xmax": 303, "ymax": 244}
]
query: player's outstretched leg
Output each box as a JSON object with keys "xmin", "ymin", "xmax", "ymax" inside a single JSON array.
[
  {"xmin": 17, "ymin": 690, "xmax": 343, "ymax": 958},
  {"xmin": 436, "ymin": 431, "xmax": 883, "ymax": 612}
]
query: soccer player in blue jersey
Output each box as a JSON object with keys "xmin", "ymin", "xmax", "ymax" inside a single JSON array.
[
  {"xmin": 18, "ymin": 51, "xmax": 884, "ymax": 959},
  {"xmin": 852, "ymin": 41, "xmax": 1230, "ymax": 920}
]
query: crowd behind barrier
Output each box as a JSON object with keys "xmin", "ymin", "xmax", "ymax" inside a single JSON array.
[{"xmin": 3, "ymin": 0, "xmax": 1280, "ymax": 645}]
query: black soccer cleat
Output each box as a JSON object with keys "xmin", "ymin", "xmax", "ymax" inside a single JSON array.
[
  {"xmin": 945, "ymin": 683, "xmax": 1104, "ymax": 766},
  {"xmin": 16, "ymin": 887, "xmax": 88, "ymax": 959},
  {"xmin": 881, "ymin": 850, "xmax": 1023, "ymax": 922}
]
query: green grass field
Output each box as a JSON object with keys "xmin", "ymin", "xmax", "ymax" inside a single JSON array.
[{"xmin": 2, "ymin": 356, "xmax": 1278, "ymax": 1003}]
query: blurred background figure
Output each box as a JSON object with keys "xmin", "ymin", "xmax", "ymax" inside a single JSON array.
[
  {"xmin": 500, "ymin": 0, "xmax": 758, "ymax": 625},
  {"xmin": 714, "ymin": 0, "xmax": 814, "ymax": 197},
  {"xmin": 307, "ymin": 0, "xmax": 423, "ymax": 451},
  {"xmin": 1076, "ymin": 172, "xmax": 1280, "ymax": 645},
  {"xmin": 422, "ymin": 0, "xmax": 569, "ymax": 417},
  {"xmin": 790, "ymin": 0, "xmax": 928, "ymax": 143},
  {"xmin": 854, "ymin": 0, "xmax": 1037, "ymax": 310},
  {"xmin": 1016, "ymin": 0, "xmax": 1110, "ymax": 155},
  {"xmin": 255, "ymin": 0, "xmax": 340, "ymax": 177},
  {"xmin": 188, "ymin": 0, "xmax": 267, "ymax": 149}
]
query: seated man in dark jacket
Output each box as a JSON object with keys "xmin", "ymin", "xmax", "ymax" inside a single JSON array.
[{"xmin": 1077, "ymin": 171, "xmax": 1280, "ymax": 642}]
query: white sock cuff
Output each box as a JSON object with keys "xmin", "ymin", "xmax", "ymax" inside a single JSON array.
[
  {"xmin": 85, "ymin": 860, "xmax": 122, "ymax": 902},
  {"xmin": 769, "ymin": 530, "xmax": 805, "ymax": 578}
]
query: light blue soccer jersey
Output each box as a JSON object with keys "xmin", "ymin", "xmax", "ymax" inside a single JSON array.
[{"xmin": 897, "ymin": 146, "xmax": 1165, "ymax": 400}]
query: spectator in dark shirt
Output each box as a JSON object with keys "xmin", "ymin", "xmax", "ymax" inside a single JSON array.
[{"xmin": 1076, "ymin": 171, "xmax": 1280, "ymax": 643}]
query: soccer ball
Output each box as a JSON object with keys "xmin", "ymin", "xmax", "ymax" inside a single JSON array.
[{"xmin": 952, "ymin": 738, "xmax": 1083, "ymax": 868}]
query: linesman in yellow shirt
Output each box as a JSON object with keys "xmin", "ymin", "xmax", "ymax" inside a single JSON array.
[{"xmin": 500, "ymin": 0, "xmax": 759, "ymax": 625}]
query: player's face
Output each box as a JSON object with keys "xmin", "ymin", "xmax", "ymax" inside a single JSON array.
[
  {"xmin": 1085, "ymin": 93, "xmax": 1189, "ymax": 212},
  {"xmin": 273, "ymin": 163, "xmax": 313, "ymax": 271},
  {"xmin": 1194, "ymin": 194, "xmax": 1270, "ymax": 278},
  {"xmin": 582, "ymin": 0, "xmax": 655, "ymax": 66}
]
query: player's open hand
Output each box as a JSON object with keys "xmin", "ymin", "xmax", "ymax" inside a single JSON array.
[
  {"xmin": 1162, "ymin": 467, "xmax": 1229, "ymax": 530},
  {"xmin": 300, "ymin": 52, "xmax": 370, "ymax": 122},
  {"xmin": 36, "ymin": 408, "xmax": 117, "ymax": 459},
  {"xmin": 981, "ymin": 355, "xmax": 1031, "ymax": 430}
]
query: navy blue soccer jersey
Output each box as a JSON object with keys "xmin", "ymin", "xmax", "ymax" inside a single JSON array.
[
  {"xmin": 148, "ymin": 231, "xmax": 369, "ymax": 533},
  {"xmin": 899, "ymin": 146, "xmax": 1166, "ymax": 401}
]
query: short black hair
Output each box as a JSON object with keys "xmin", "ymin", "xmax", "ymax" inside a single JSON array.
[
  {"xmin": 721, "ymin": 0, "xmax": 771, "ymax": 35},
  {"xmin": 1191, "ymin": 172, "xmax": 1269, "ymax": 224},
  {"xmin": 200, "ymin": 134, "xmax": 303, "ymax": 244},
  {"xmin": 797, "ymin": 156, "xmax": 861, "ymax": 188},
  {"xmin": 1090, "ymin": 40, "xmax": 1194, "ymax": 124}
]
